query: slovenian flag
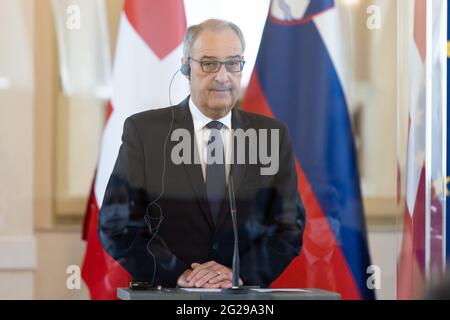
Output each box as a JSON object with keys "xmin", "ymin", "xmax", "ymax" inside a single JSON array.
[{"xmin": 242, "ymin": 0, "xmax": 374, "ymax": 300}]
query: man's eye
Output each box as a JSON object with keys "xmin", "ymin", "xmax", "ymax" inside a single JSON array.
[
  {"xmin": 227, "ymin": 61, "xmax": 240, "ymax": 66},
  {"xmin": 202, "ymin": 61, "xmax": 217, "ymax": 67}
]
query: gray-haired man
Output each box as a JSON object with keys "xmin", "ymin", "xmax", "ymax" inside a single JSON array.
[{"xmin": 99, "ymin": 19, "xmax": 306, "ymax": 289}]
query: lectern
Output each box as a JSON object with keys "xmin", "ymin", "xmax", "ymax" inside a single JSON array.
[{"xmin": 117, "ymin": 288, "xmax": 341, "ymax": 300}]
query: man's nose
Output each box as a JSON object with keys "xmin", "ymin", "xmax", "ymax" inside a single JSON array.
[{"xmin": 214, "ymin": 63, "xmax": 229, "ymax": 82}]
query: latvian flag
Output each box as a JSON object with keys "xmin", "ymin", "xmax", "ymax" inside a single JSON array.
[
  {"xmin": 397, "ymin": 0, "xmax": 426, "ymax": 300},
  {"xmin": 81, "ymin": 0, "xmax": 187, "ymax": 299},
  {"xmin": 242, "ymin": 0, "xmax": 374, "ymax": 300}
]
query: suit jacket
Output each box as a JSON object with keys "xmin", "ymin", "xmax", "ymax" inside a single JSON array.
[{"xmin": 98, "ymin": 96, "xmax": 306, "ymax": 287}]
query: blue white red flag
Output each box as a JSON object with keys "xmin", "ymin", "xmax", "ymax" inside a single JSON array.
[{"xmin": 242, "ymin": 0, "xmax": 374, "ymax": 300}]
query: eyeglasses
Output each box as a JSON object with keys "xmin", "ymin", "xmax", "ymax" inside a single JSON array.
[{"xmin": 189, "ymin": 57, "xmax": 245, "ymax": 73}]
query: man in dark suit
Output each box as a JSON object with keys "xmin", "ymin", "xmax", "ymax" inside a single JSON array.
[{"xmin": 99, "ymin": 19, "xmax": 305, "ymax": 289}]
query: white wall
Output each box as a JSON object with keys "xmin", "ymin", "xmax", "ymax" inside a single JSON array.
[
  {"xmin": 0, "ymin": 0, "xmax": 36, "ymax": 299},
  {"xmin": 368, "ymin": 226, "xmax": 398, "ymax": 300},
  {"xmin": 34, "ymin": 229, "xmax": 88, "ymax": 299}
]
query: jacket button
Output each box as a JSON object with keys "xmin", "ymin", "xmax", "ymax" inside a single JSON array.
[{"xmin": 212, "ymin": 243, "xmax": 219, "ymax": 250}]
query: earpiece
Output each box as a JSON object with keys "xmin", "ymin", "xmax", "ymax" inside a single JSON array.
[{"xmin": 180, "ymin": 63, "xmax": 190, "ymax": 76}]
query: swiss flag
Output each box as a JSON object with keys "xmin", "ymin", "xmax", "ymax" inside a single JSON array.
[{"xmin": 81, "ymin": 0, "xmax": 187, "ymax": 300}]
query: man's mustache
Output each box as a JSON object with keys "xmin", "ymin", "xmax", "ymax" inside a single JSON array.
[{"xmin": 210, "ymin": 86, "xmax": 232, "ymax": 91}]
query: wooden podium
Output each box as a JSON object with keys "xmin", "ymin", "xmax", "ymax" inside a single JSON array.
[{"xmin": 117, "ymin": 287, "xmax": 341, "ymax": 300}]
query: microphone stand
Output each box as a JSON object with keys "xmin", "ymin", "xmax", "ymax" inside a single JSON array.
[{"xmin": 221, "ymin": 176, "xmax": 250, "ymax": 294}]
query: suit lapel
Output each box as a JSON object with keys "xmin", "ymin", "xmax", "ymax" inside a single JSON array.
[{"xmin": 173, "ymin": 97, "xmax": 215, "ymax": 229}]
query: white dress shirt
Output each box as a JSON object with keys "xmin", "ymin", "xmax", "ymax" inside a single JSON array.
[{"xmin": 189, "ymin": 97, "xmax": 232, "ymax": 183}]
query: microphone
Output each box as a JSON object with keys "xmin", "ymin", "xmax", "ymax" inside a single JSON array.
[
  {"xmin": 229, "ymin": 176, "xmax": 239, "ymax": 288},
  {"xmin": 222, "ymin": 175, "xmax": 250, "ymax": 294}
]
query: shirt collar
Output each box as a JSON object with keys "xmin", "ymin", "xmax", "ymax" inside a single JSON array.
[{"xmin": 189, "ymin": 97, "xmax": 232, "ymax": 132}]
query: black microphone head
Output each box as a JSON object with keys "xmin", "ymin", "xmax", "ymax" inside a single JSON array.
[{"xmin": 180, "ymin": 63, "xmax": 190, "ymax": 76}]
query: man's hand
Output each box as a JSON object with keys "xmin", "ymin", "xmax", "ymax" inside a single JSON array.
[
  {"xmin": 177, "ymin": 268, "xmax": 193, "ymax": 287},
  {"xmin": 186, "ymin": 261, "xmax": 243, "ymax": 288}
]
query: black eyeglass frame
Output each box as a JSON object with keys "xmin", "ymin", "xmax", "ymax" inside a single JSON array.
[{"xmin": 189, "ymin": 57, "xmax": 246, "ymax": 73}]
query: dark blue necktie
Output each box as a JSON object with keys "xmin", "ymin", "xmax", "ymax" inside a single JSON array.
[{"xmin": 205, "ymin": 121, "xmax": 226, "ymax": 225}]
